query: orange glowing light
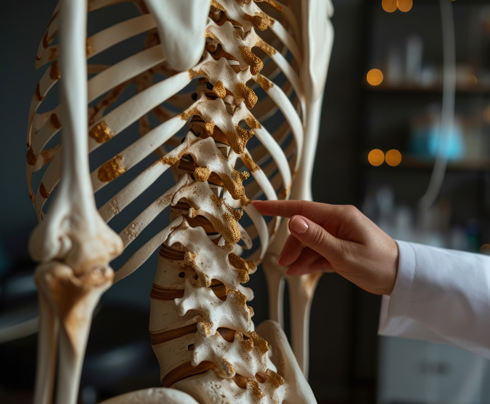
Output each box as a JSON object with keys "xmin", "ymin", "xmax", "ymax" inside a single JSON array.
[
  {"xmin": 386, "ymin": 149, "xmax": 402, "ymax": 166},
  {"xmin": 382, "ymin": 0, "xmax": 397, "ymax": 13},
  {"xmin": 480, "ymin": 244, "xmax": 490, "ymax": 254},
  {"xmin": 367, "ymin": 69, "xmax": 384, "ymax": 86},
  {"xmin": 397, "ymin": 0, "xmax": 413, "ymax": 12},
  {"xmin": 368, "ymin": 149, "xmax": 385, "ymax": 166}
]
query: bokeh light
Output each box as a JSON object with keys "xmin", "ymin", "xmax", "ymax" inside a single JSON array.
[
  {"xmin": 368, "ymin": 149, "xmax": 385, "ymax": 166},
  {"xmin": 385, "ymin": 149, "xmax": 402, "ymax": 166},
  {"xmin": 480, "ymin": 244, "xmax": 490, "ymax": 255},
  {"xmin": 367, "ymin": 69, "xmax": 384, "ymax": 86},
  {"xmin": 382, "ymin": 0, "xmax": 397, "ymax": 13},
  {"xmin": 397, "ymin": 0, "xmax": 413, "ymax": 12}
]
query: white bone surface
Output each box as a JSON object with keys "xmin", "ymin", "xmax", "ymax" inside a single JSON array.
[
  {"xmin": 115, "ymin": 216, "xmax": 184, "ymax": 283},
  {"xmin": 192, "ymin": 330, "xmax": 268, "ymax": 379},
  {"xmin": 261, "ymin": 0, "xmax": 335, "ymax": 376},
  {"xmin": 144, "ymin": 0, "xmax": 212, "ymax": 71},
  {"xmin": 26, "ymin": 0, "xmax": 333, "ymax": 402},
  {"xmin": 175, "ymin": 277, "xmax": 253, "ymax": 336},
  {"xmin": 99, "ymin": 387, "xmax": 199, "ymax": 404},
  {"xmin": 166, "ymin": 222, "xmax": 242, "ymax": 289},
  {"xmin": 173, "ymin": 370, "xmax": 285, "ymax": 404},
  {"xmin": 256, "ymin": 320, "xmax": 318, "ymax": 404},
  {"xmin": 29, "ymin": 2, "xmax": 124, "ymax": 404}
]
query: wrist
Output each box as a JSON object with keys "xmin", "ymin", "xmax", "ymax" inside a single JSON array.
[{"xmin": 386, "ymin": 239, "xmax": 399, "ymax": 295}]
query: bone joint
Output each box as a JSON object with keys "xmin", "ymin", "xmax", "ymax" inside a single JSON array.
[{"xmin": 26, "ymin": 0, "xmax": 333, "ymax": 403}]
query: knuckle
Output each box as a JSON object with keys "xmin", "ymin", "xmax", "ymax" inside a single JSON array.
[
  {"xmin": 298, "ymin": 200, "xmax": 308, "ymax": 215},
  {"xmin": 344, "ymin": 204, "xmax": 359, "ymax": 216}
]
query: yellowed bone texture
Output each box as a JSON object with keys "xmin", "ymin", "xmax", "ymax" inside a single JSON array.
[{"xmin": 148, "ymin": 2, "xmax": 289, "ymax": 402}]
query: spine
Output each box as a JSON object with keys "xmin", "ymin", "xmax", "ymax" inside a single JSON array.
[{"xmin": 149, "ymin": 1, "xmax": 286, "ymax": 403}]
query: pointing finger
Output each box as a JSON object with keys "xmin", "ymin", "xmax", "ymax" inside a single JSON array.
[{"xmin": 252, "ymin": 200, "xmax": 332, "ymax": 219}]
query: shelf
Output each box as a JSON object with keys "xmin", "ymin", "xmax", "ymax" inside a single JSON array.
[
  {"xmin": 366, "ymin": 0, "xmax": 487, "ymax": 8},
  {"xmin": 361, "ymin": 153, "xmax": 490, "ymax": 171},
  {"xmin": 364, "ymin": 84, "xmax": 490, "ymax": 96}
]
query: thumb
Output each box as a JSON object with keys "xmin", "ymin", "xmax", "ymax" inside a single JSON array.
[{"xmin": 288, "ymin": 215, "xmax": 342, "ymax": 261}]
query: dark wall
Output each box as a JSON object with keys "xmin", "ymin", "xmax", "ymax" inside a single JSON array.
[{"xmin": 0, "ymin": 1, "xmax": 58, "ymax": 262}]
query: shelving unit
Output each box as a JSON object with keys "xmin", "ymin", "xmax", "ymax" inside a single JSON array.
[
  {"xmin": 361, "ymin": 152, "xmax": 490, "ymax": 171},
  {"xmin": 365, "ymin": 84, "xmax": 490, "ymax": 95},
  {"xmin": 360, "ymin": 0, "xmax": 490, "ymax": 251},
  {"xmin": 359, "ymin": 1, "xmax": 490, "ymax": 403}
]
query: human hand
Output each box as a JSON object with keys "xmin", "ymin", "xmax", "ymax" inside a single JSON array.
[{"xmin": 252, "ymin": 200, "xmax": 399, "ymax": 295}]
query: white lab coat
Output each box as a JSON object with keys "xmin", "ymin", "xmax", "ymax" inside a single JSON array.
[{"xmin": 378, "ymin": 240, "xmax": 490, "ymax": 359}]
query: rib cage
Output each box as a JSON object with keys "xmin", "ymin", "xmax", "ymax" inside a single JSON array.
[
  {"xmin": 27, "ymin": 0, "xmax": 310, "ymax": 402},
  {"xmin": 27, "ymin": 0, "xmax": 302, "ymax": 261}
]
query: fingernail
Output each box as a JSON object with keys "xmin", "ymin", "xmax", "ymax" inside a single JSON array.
[{"xmin": 289, "ymin": 216, "xmax": 308, "ymax": 234}]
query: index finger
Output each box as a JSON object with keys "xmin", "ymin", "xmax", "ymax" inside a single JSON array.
[{"xmin": 251, "ymin": 200, "xmax": 338, "ymax": 221}]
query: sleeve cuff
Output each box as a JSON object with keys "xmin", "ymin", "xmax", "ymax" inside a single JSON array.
[
  {"xmin": 378, "ymin": 240, "xmax": 445, "ymax": 342},
  {"xmin": 378, "ymin": 240, "xmax": 416, "ymax": 336},
  {"xmin": 387, "ymin": 240, "xmax": 416, "ymax": 318}
]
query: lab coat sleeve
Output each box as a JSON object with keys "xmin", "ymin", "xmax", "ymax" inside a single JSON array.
[{"xmin": 378, "ymin": 240, "xmax": 490, "ymax": 359}]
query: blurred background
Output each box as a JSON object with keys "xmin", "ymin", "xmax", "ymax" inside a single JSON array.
[{"xmin": 1, "ymin": 0, "xmax": 490, "ymax": 403}]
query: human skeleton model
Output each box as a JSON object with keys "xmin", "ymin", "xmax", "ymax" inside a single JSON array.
[{"xmin": 26, "ymin": 0, "xmax": 333, "ymax": 403}]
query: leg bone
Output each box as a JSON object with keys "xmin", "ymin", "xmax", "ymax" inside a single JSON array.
[{"xmin": 34, "ymin": 262, "xmax": 113, "ymax": 404}]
